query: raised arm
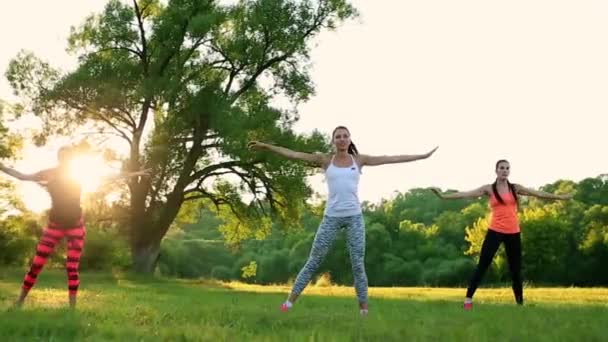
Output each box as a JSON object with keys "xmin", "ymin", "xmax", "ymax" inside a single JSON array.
[
  {"xmin": 0, "ymin": 163, "xmax": 48, "ymax": 182},
  {"xmin": 102, "ymin": 169, "xmax": 151, "ymax": 183},
  {"xmin": 248, "ymin": 141, "xmax": 327, "ymax": 167},
  {"xmin": 360, "ymin": 146, "xmax": 438, "ymax": 166},
  {"xmin": 514, "ymin": 184, "xmax": 572, "ymax": 200},
  {"xmin": 430, "ymin": 185, "xmax": 489, "ymax": 200}
]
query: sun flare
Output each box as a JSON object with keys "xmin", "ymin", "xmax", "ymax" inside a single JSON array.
[
  {"xmin": 18, "ymin": 152, "xmax": 117, "ymax": 213},
  {"xmin": 67, "ymin": 153, "xmax": 115, "ymax": 193}
]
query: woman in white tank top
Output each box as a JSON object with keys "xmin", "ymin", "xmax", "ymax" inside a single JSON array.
[{"xmin": 249, "ymin": 125, "xmax": 438, "ymax": 315}]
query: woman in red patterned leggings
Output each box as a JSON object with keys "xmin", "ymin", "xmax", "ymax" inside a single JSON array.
[{"xmin": 0, "ymin": 146, "xmax": 148, "ymax": 308}]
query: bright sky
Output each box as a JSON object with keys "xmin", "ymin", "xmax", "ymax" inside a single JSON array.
[{"xmin": 1, "ymin": 0, "xmax": 607, "ymax": 211}]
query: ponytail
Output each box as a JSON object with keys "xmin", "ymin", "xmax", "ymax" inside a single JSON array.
[
  {"xmin": 491, "ymin": 180, "xmax": 519, "ymax": 207},
  {"xmin": 509, "ymin": 181, "xmax": 519, "ymax": 206},
  {"xmin": 348, "ymin": 142, "xmax": 359, "ymax": 155},
  {"xmin": 492, "ymin": 181, "xmax": 503, "ymax": 204},
  {"xmin": 493, "ymin": 159, "xmax": 518, "ymax": 207}
]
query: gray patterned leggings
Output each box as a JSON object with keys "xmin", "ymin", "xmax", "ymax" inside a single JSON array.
[{"xmin": 290, "ymin": 214, "xmax": 368, "ymax": 303}]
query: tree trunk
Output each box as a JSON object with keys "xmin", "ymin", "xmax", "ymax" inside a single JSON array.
[
  {"xmin": 131, "ymin": 238, "xmax": 162, "ymax": 274},
  {"xmin": 129, "ymin": 194, "xmax": 182, "ymax": 274},
  {"xmin": 127, "ymin": 128, "xmax": 191, "ymax": 273}
]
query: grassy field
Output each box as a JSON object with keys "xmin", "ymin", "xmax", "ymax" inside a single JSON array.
[{"xmin": 0, "ymin": 268, "xmax": 606, "ymax": 341}]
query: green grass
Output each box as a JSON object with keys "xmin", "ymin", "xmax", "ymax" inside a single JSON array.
[{"xmin": 0, "ymin": 268, "xmax": 607, "ymax": 341}]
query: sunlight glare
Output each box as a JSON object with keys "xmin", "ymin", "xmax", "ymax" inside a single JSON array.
[
  {"xmin": 68, "ymin": 153, "xmax": 115, "ymax": 193},
  {"xmin": 17, "ymin": 153, "xmax": 118, "ymax": 213}
]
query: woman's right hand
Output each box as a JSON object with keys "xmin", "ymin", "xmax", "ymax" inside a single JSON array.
[{"xmin": 248, "ymin": 141, "xmax": 269, "ymax": 151}]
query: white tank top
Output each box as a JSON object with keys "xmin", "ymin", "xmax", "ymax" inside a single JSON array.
[{"xmin": 323, "ymin": 154, "xmax": 362, "ymax": 217}]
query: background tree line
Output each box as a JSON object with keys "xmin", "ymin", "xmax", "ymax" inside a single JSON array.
[{"xmin": 154, "ymin": 176, "xmax": 608, "ymax": 286}]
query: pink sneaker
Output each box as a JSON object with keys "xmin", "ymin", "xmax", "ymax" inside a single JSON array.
[
  {"xmin": 280, "ymin": 303, "xmax": 291, "ymax": 312},
  {"xmin": 463, "ymin": 302, "xmax": 473, "ymax": 310}
]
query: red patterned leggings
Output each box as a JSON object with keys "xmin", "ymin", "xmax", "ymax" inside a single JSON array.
[{"xmin": 22, "ymin": 220, "xmax": 85, "ymax": 295}]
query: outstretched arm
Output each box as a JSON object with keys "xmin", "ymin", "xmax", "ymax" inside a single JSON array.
[
  {"xmin": 0, "ymin": 163, "xmax": 47, "ymax": 182},
  {"xmin": 430, "ymin": 185, "xmax": 489, "ymax": 199},
  {"xmin": 360, "ymin": 146, "xmax": 438, "ymax": 166},
  {"xmin": 514, "ymin": 184, "xmax": 573, "ymax": 200},
  {"xmin": 248, "ymin": 141, "xmax": 327, "ymax": 166},
  {"xmin": 102, "ymin": 169, "xmax": 151, "ymax": 183}
]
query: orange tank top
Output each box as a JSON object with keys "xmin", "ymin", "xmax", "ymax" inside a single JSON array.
[{"xmin": 489, "ymin": 191, "xmax": 520, "ymax": 234}]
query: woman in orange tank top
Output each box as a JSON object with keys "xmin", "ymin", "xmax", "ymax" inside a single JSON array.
[{"xmin": 431, "ymin": 159, "xmax": 572, "ymax": 310}]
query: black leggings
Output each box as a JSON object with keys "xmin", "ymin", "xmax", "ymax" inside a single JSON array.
[{"xmin": 466, "ymin": 229, "xmax": 523, "ymax": 303}]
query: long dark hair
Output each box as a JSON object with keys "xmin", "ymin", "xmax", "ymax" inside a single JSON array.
[
  {"xmin": 492, "ymin": 159, "xmax": 518, "ymax": 206},
  {"xmin": 332, "ymin": 126, "xmax": 358, "ymax": 155}
]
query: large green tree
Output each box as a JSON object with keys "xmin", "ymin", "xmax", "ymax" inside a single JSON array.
[
  {"xmin": 0, "ymin": 100, "xmax": 23, "ymax": 160},
  {"xmin": 0, "ymin": 99, "xmax": 27, "ymax": 213},
  {"xmin": 6, "ymin": 0, "xmax": 356, "ymax": 272}
]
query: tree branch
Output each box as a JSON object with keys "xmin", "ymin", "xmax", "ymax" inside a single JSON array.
[
  {"xmin": 225, "ymin": 166, "xmax": 268, "ymax": 215},
  {"xmin": 62, "ymin": 85, "xmax": 137, "ymax": 130},
  {"xmin": 180, "ymin": 37, "xmax": 211, "ymax": 66},
  {"xmin": 224, "ymin": 66, "xmax": 243, "ymax": 95},
  {"xmin": 208, "ymin": 43, "xmax": 236, "ymax": 70},
  {"xmin": 150, "ymin": 158, "xmax": 170, "ymax": 204},
  {"xmin": 229, "ymin": 54, "xmax": 289, "ymax": 103},
  {"xmin": 200, "ymin": 143, "xmax": 220, "ymax": 150},
  {"xmin": 189, "ymin": 160, "xmax": 259, "ymax": 183},
  {"xmin": 207, "ymin": 43, "xmax": 242, "ymax": 94},
  {"xmin": 184, "ymin": 163, "xmax": 275, "ymax": 218},
  {"xmin": 112, "ymin": 107, "xmax": 137, "ymax": 128},
  {"xmin": 96, "ymin": 46, "xmax": 143, "ymax": 59},
  {"xmin": 255, "ymin": 169, "xmax": 285, "ymax": 211},
  {"xmin": 132, "ymin": 0, "xmax": 149, "ymax": 73},
  {"xmin": 183, "ymin": 189, "xmax": 228, "ymax": 212},
  {"xmin": 184, "ymin": 170, "xmax": 234, "ymax": 196},
  {"xmin": 95, "ymin": 112, "xmax": 134, "ymax": 141},
  {"xmin": 62, "ymin": 98, "xmax": 134, "ymax": 144},
  {"xmin": 226, "ymin": 5, "xmax": 328, "ymax": 103},
  {"xmin": 78, "ymin": 129, "xmax": 133, "ymax": 145},
  {"xmin": 156, "ymin": 15, "xmax": 195, "ymax": 77}
]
